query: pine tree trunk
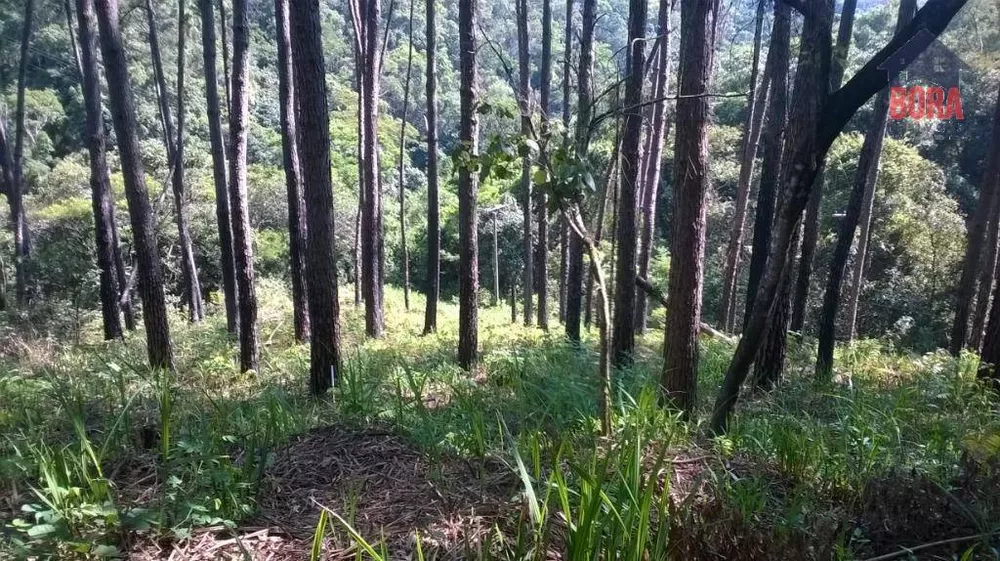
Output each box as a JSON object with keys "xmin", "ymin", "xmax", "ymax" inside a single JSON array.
[
  {"xmin": 718, "ymin": 0, "xmax": 765, "ymax": 332},
  {"xmin": 362, "ymin": 0, "xmax": 385, "ymax": 338},
  {"xmin": 422, "ymin": 0, "xmax": 440, "ymax": 335},
  {"xmin": 817, "ymin": 0, "xmax": 914, "ymax": 379},
  {"xmin": 845, "ymin": 174, "xmax": 879, "ymax": 342},
  {"xmin": 173, "ymin": 0, "xmax": 205, "ymax": 322},
  {"xmin": 228, "ymin": 0, "xmax": 260, "ymax": 372},
  {"xmin": 199, "ymin": 0, "xmax": 238, "ymax": 334},
  {"xmin": 661, "ymin": 0, "xmax": 720, "ymax": 414},
  {"xmin": 634, "ymin": 0, "xmax": 673, "ymax": 335},
  {"xmin": 791, "ymin": 0, "xmax": 858, "ymax": 334},
  {"xmin": 94, "ymin": 0, "xmax": 173, "ymax": 369},
  {"xmin": 516, "ymin": 0, "xmax": 534, "ymax": 326},
  {"xmin": 217, "ymin": 0, "xmax": 231, "ymax": 112},
  {"xmin": 536, "ymin": 0, "xmax": 552, "ymax": 330},
  {"xmin": 952, "ymin": 85, "xmax": 1000, "ymax": 355},
  {"xmin": 743, "ymin": 2, "xmax": 791, "ymax": 332},
  {"xmin": 74, "ymin": 0, "xmax": 123, "ymax": 340},
  {"xmin": 971, "ymin": 205, "xmax": 1000, "ymax": 351},
  {"xmin": 397, "ymin": 0, "xmax": 415, "ymax": 311},
  {"xmin": 457, "ymin": 0, "xmax": 480, "ymax": 369},
  {"xmin": 558, "ymin": 0, "xmax": 574, "ymax": 324},
  {"xmin": 290, "ymin": 0, "xmax": 343, "ymax": 394},
  {"xmin": 275, "ymin": 0, "xmax": 310, "ymax": 342},
  {"xmin": 349, "ymin": 0, "xmax": 365, "ymax": 309},
  {"xmin": 8, "ymin": 0, "xmax": 33, "ymax": 305}
]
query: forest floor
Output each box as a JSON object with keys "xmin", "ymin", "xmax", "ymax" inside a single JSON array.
[{"xmin": 1, "ymin": 284, "xmax": 999, "ymax": 560}]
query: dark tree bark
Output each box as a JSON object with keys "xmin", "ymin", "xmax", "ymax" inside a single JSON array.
[
  {"xmin": 516, "ymin": 0, "xmax": 534, "ymax": 326},
  {"xmin": 348, "ymin": 0, "xmax": 365, "ymax": 309},
  {"xmin": 565, "ymin": 0, "xmax": 594, "ymax": 343},
  {"xmin": 610, "ymin": 0, "xmax": 649, "ymax": 368},
  {"xmin": 422, "ymin": 0, "xmax": 440, "ymax": 335},
  {"xmin": 95, "ymin": 0, "xmax": 173, "ymax": 369},
  {"xmin": 558, "ymin": 0, "xmax": 574, "ymax": 324},
  {"xmin": 634, "ymin": 0, "xmax": 673, "ymax": 334},
  {"xmin": 952, "ymin": 85, "xmax": 1000, "ymax": 355},
  {"xmin": 228, "ymin": 0, "xmax": 260, "ymax": 372},
  {"xmin": 536, "ymin": 0, "xmax": 552, "ymax": 330},
  {"xmin": 712, "ymin": 0, "xmax": 969, "ymax": 434},
  {"xmin": 661, "ymin": 0, "xmax": 720, "ymax": 414},
  {"xmin": 275, "ymin": 0, "xmax": 310, "ymax": 342},
  {"xmin": 717, "ymin": 0, "xmax": 765, "ymax": 332},
  {"xmin": 217, "ymin": 0, "xmax": 231, "ymax": 112},
  {"xmin": 971, "ymin": 204, "xmax": 1000, "ymax": 351},
  {"xmin": 362, "ymin": 0, "xmax": 385, "ymax": 338},
  {"xmin": 457, "ymin": 0, "xmax": 480, "ymax": 369},
  {"xmin": 397, "ymin": 0, "xmax": 415, "ymax": 311},
  {"xmin": 199, "ymin": 0, "xmax": 238, "ymax": 334},
  {"xmin": 7, "ymin": 0, "xmax": 33, "ymax": 305},
  {"xmin": 790, "ymin": 0, "xmax": 858, "ymax": 333},
  {"xmin": 74, "ymin": 0, "xmax": 123, "ymax": 340},
  {"xmin": 743, "ymin": 1, "xmax": 791, "ymax": 332},
  {"xmin": 290, "ymin": 0, "xmax": 343, "ymax": 394},
  {"xmin": 145, "ymin": 0, "xmax": 175, "ymax": 160},
  {"xmin": 173, "ymin": 0, "xmax": 205, "ymax": 322},
  {"xmin": 817, "ymin": 0, "xmax": 915, "ymax": 379}
]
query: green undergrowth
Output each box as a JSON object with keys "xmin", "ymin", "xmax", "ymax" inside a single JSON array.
[{"xmin": 1, "ymin": 284, "xmax": 999, "ymax": 559}]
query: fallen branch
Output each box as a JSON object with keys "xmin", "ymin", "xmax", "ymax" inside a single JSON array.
[
  {"xmin": 635, "ymin": 277, "xmax": 731, "ymax": 341},
  {"xmin": 860, "ymin": 530, "xmax": 999, "ymax": 561}
]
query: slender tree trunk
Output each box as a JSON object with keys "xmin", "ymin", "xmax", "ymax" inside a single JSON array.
[
  {"xmin": 8, "ymin": 0, "xmax": 34, "ymax": 305},
  {"xmin": 952, "ymin": 85, "xmax": 1000, "ymax": 355},
  {"xmin": 558, "ymin": 0, "xmax": 575, "ymax": 325},
  {"xmin": 971, "ymin": 204, "xmax": 1000, "ymax": 351},
  {"xmin": 536, "ymin": 0, "xmax": 552, "ymax": 330},
  {"xmin": 362, "ymin": 0, "xmax": 385, "ymax": 338},
  {"xmin": 817, "ymin": 0, "xmax": 915, "ymax": 379},
  {"xmin": 743, "ymin": 2, "xmax": 790, "ymax": 332},
  {"xmin": 95, "ymin": 0, "xmax": 173, "ymax": 369},
  {"xmin": 457, "ymin": 0, "xmax": 480, "ymax": 369},
  {"xmin": 228, "ymin": 0, "xmax": 259, "ymax": 372},
  {"xmin": 217, "ymin": 0, "xmax": 231, "ymax": 112},
  {"xmin": 634, "ymin": 0, "xmax": 674, "ymax": 334},
  {"xmin": 422, "ymin": 0, "xmax": 440, "ymax": 334},
  {"xmin": 492, "ymin": 211, "xmax": 501, "ymax": 305},
  {"xmin": 585, "ymin": 138, "xmax": 619, "ymax": 329},
  {"xmin": 173, "ymin": 0, "xmax": 205, "ymax": 322},
  {"xmin": 275, "ymin": 0, "xmax": 310, "ymax": 342},
  {"xmin": 791, "ymin": 0, "xmax": 859, "ymax": 333},
  {"xmin": 515, "ymin": 0, "xmax": 534, "ymax": 325},
  {"xmin": 348, "ymin": 0, "xmax": 365, "ymax": 309},
  {"xmin": 146, "ymin": 0, "xmax": 176, "ymax": 159},
  {"xmin": 199, "ymin": 0, "xmax": 238, "ymax": 333},
  {"xmin": 111, "ymin": 221, "xmax": 135, "ymax": 330},
  {"xmin": 398, "ymin": 0, "xmax": 415, "ymax": 311},
  {"xmin": 290, "ymin": 0, "xmax": 343, "ymax": 394},
  {"xmin": 74, "ymin": 0, "xmax": 123, "ymax": 340},
  {"xmin": 566, "ymin": 0, "xmax": 594, "ymax": 343},
  {"xmin": 661, "ymin": 0, "xmax": 720, "ymax": 414},
  {"xmin": 713, "ymin": 0, "xmax": 967, "ymax": 433},
  {"xmin": 718, "ymin": 0, "xmax": 765, "ymax": 332}
]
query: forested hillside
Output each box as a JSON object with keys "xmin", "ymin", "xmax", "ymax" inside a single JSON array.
[{"xmin": 1, "ymin": 0, "xmax": 999, "ymax": 558}]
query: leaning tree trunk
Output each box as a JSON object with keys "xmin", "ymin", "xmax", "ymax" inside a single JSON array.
[
  {"xmin": 634, "ymin": 0, "xmax": 673, "ymax": 335},
  {"xmin": 290, "ymin": 0, "xmax": 343, "ymax": 394},
  {"xmin": 661, "ymin": 0, "xmax": 720, "ymax": 415},
  {"xmin": 199, "ymin": 0, "xmax": 238, "ymax": 334},
  {"xmin": 743, "ymin": 1, "xmax": 791, "ymax": 332},
  {"xmin": 951, "ymin": 85, "xmax": 1000, "ymax": 355},
  {"xmin": 361, "ymin": 0, "xmax": 385, "ymax": 338},
  {"xmin": 717, "ymin": 0, "xmax": 765, "ymax": 332},
  {"xmin": 713, "ymin": 0, "xmax": 969, "ymax": 434},
  {"xmin": 971, "ymin": 204, "xmax": 1000, "ymax": 351},
  {"xmin": 558, "ymin": 0, "xmax": 574, "ymax": 324},
  {"xmin": 422, "ymin": 0, "xmax": 440, "ymax": 335},
  {"xmin": 75, "ymin": 0, "xmax": 123, "ymax": 340},
  {"xmin": 8, "ymin": 0, "xmax": 34, "ymax": 305},
  {"xmin": 173, "ymin": 0, "xmax": 206, "ymax": 322},
  {"xmin": 611, "ymin": 0, "xmax": 649, "ymax": 367},
  {"xmin": 790, "ymin": 0, "xmax": 858, "ymax": 333},
  {"xmin": 516, "ymin": 0, "xmax": 534, "ymax": 325},
  {"xmin": 228, "ymin": 0, "xmax": 260, "ymax": 372},
  {"xmin": 275, "ymin": 0, "xmax": 310, "ymax": 342},
  {"xmin": 536, "ymin": 0, "xmax": 552, "ymax": 330},
  {"xmin": 817, "ymin": 0, "xmax": 915, "ymax": 379},
  {"xmin": 397, "ymin": 0, "xmax": 415, "ymax": 311},
  {"xmin": 94, "ymin": 0, "xmax": 173, "ymax": 369},
  {"xmin": 565, "ymin": 0, "xmax": 595, "ymax": 343},
  {"xmin": 457, "ymin": 0, "xmax": 480, "ymax": 369}
]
